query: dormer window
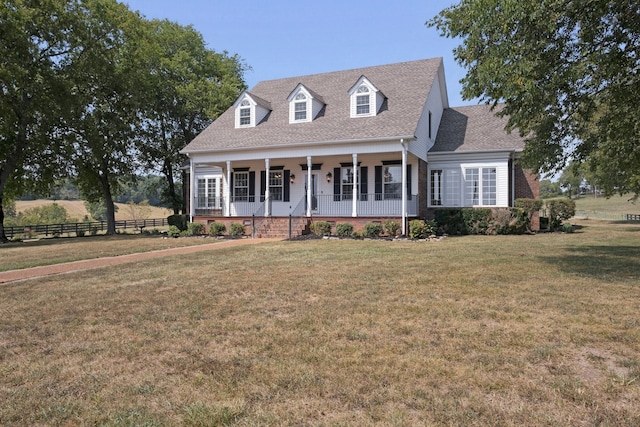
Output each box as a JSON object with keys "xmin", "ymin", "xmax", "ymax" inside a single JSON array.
[
  {"xmin": 233, "ymin": 92, "xmax": 271, "ymax": 128},
  {"xmin": 294, "ymin": 93, "xmax": 307, "ymax": 121},
  {"xmin": 239, "ymin": 100, "xmax": 251, "ymax": 126},
  {"xmin": 356, "ymin": 86, "xmax": 370, "ymax": 115},
  {"xmin": 287, "ymin": 84, "xmax": 325, "ymax": 124},
  {"xmin": 348, "ymin": 76, "xmax": 384, "ymax": 118}
]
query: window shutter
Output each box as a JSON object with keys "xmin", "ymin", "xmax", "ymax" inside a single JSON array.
[
  {"xmin": 249, "ymin": 171, "xmax": 255, "ymax": 202},
  {"xmin": 229, "ymin": 172, "xmax": 234, "ymax": 201},
  {"xmin": 333, "ymin": 167, "xmax": 341, "ymax": 202},
  {"xmin": 406, "ymin": 164, "xmax": 412, "ymax": 200},
  {"xmin": 284, "ymin": 170, "xmax": 290, "ymax": 202},
  {"xmin": 260, "ymin": 171, "xmax": 266, "ymax": 202},
  {"xmin": 360, "ymin": 166, "xmax": 368, "ymax": 201},
  {"xmin": 375, "ymin": 166, "xmax": 382, "ymax": 201}
]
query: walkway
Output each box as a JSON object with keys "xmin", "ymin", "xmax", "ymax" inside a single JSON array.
[{"xmin": 0, "ymin": 238, "xmax": 281, "ymax": 284}]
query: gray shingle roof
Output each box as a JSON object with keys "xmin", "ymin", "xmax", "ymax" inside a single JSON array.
[
  {"xmin": 182, "ymin": 58, "xmax": 443, "ymax": 153},
  {"xmin": 430, "ymin": 104, "xmax": 525, "ymax": 153}
]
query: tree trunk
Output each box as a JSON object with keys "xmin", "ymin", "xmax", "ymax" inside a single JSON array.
[
  {"xmin": 100, "ymin": 172, "xmax": 117, "ymax": 235},
  {"xmin": 162, "ymin": 160, "xmax": 180, "ymax": 215},
  {"xmin": 0, "ymin": 193, "xmax": 7, "ymax": 243}
]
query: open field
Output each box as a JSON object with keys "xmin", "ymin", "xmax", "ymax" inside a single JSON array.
[
  {"xmin": 573, "ymin": 194, "xmax": 639, "ymax": 214},
  {"xmin": 14, "ymin": 199, "xmax": 173, "ymax": 221},
  {"xmin": 1, "ymin": 220, "xmax": 639, "ymax": 425}
]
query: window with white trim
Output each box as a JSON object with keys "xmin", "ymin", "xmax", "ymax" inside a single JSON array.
[
  {"xmin": 197, "ymin": 177, "xmax": 220, "ymax": 209},
  {"xmin": 383, "ymin": 165, "xmax": 402, "ymax": 199},
  {"xmin": 269, "ymin": 170, "xmax": 283, "ymax": 201},
  {"xmin": 482, "ymin": 167, "xmax": 497, "ymax": 205},
  {"xmin": 294, "ymin": 93, "xmax": 307, "ymax": 121},
  {"xmin": 465, "ymin": 168, "xmax": 479, "ymax": 205},
  {"xmin": 233, "ymin": 171, "xmax": 249, "ymax": 201},
  {"xmin": 464, "ymin": 167, "xmax": 497, "ymax": 206},
  {"xmin": 341, "ymin": 167, "xmax": 359, "ymax": 200},
  {"xmin": 239, "ymin": 100, "xmax": 251, "ymax": 126},
  {"xmin": 431, "ymin": 169, "xmax": 443, "ymax": 206},
  {"xmin": 430, "ymin": 168, "xmax": 461, "ymax": 207},
  {"xmin": 356, "ymin": 85, "xmax": 370, "ymax": 115}
]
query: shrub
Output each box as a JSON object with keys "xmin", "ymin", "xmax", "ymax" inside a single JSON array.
[
  {"xmin": 336, "ymin": 223, "xmax": 353, "ymax": 237},
  {"xmin": 76, "ymin": 229, "xmax": 85, "ymax": 237},
  {"xmin": 434, "ymin": 209, "xmax": 465, "ymax": 235},
  {"xmin": 462, "ymin": 208, "xmax": 492, "ymax": 235},
  {"xmin": 561, "ymin": 222, "xmax": 575, "ymax": 233},
  {"xmin": 167, "ymin": 225, "xmax": 181, "ymax": 238},
  {"xmin": 167, "ymin": 214, "xmax": 189, "ymax": 231},
  {"xmin": 489, "ymin": 208, "xmax": 527, "ymax": 235},
  {"xmin": 363, "ymin": 222, "xmax": 383, "ymax": 238},
  {"xmin": 187, "ymin": 222, "xmax": 205, "ymax": 236},
  {"xmin": 209, "ymin": 222, "xmax": 226, "ymax": 236},
  {"xmin": 311, "ymin": 221, "xmax": 331, "ymax": 236},
  {"xmin": 546, "ymin": 198, "xmax": 576, "ymax": 231},
  {"xmin": 515, "ymin": 198, "xmax": 543, "ymax": 232},
  {"xmin": 409, "ymin": 219, "xmax": 427, "ymax": 239},
  {"xmin": 383, "ymin": 219, "xmax": 401, "ymax": 237},
  {"xmin": 228, "ymin": 223, "xmax": 245, "ymax": 237}
]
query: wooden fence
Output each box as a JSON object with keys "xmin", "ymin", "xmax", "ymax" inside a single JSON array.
[{"xmin": 3, "ymin": 218, "xmax": 169, "ymax": 239}]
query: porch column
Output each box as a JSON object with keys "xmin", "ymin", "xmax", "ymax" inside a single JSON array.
[
  {"xmin": 306, "ymin": 156, "xmax": 312, "ymax": 217},
  {"xmin": 401, "ymin": 140, "xmax": 407, "ymax": 235},
  {"xmin": 264, "ymin": 158, "xmax": 270, "ymax": 217},
  {"xmin": 225, "ymin": 161, "xmax": 231, "ymax": 217},
  {"xmin": 352, "ymin": 153, "xmax": 358, "ymax": 217},
  {"xmin": 189, "ymin": 158, "xmax": 195, "ymax": 221}
]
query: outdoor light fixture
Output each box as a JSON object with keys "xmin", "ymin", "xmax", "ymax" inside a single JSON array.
[
  {"xmin": 290, "ymin": 174, "xmax": 295, "ymax": 184},
  {"xmin": 326, "ymin": 172, "xmax": 332, "ymax": 182}
]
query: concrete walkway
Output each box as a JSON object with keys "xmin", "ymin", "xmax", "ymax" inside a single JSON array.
[{"xmin": 0, "ymin": 238, "xmax": 281, "ymax": 284}]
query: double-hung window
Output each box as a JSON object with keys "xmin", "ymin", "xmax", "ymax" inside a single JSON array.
[
  {"xmin": 383, "ymin": 165, "xmax": 402, "ymax": 199},
  {"xmin": 197, "ymin": 177, "xmax": 220, "ymax": 210},
  {"xmin": 239, "ymin": 100, "xmax": 251, "ymax": 126},
  {"xmin": 269, "ymin": 171, "xmax": 283, "ymax": 201},
  {"xmin": 294, "ymin": 93, "xmax": 307, "ymax": 121},
  {"xmin": 356, "ymin": 86, "xmax": 370, "ymax": 115},
  {"xmin": 431, "ymin": 169, "xmax": 443, "ymax": 206},
  {"xmin": 233, "ymin": 171, "xmax": 249, "ymax": 201},
  {"xmin": 482, "ymin": 168, "xmax": 497, "ymax": 205},
  {"xmin": 341, "ymin": 167, "xmax": 358, "ymax": 200}
]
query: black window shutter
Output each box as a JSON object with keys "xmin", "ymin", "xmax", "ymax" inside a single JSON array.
[
  {"xmin": 229, "ymin": 172, "xmax": 234, "ymax": 201},
  {"xmin": 284, "ymin": 170, "xmax": 290, "ymax": 202},
  {"xmin": 260, "ymin": 171, "xmax": 266, "ymax": 202},
  {"xmin": 406, "ymin": 164, "xmax": 412, "ymax": 200},
  {"xmin": 360, "ymin": 166, "xmax": 368, "ymax": 201},
  {"xmin": 375, "ymin": 166, "xmax": 382, "ymax": 201},
  {"xmin": 249, "ymin": 171, "xmax": 255, "ymax": 202},
  {"xmin": 333, "ymin": 167, "xmax": 341, "ymax": 201}
]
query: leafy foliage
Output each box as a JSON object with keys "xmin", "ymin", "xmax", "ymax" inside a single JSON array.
[
  {"xmin": 167, "ymin": 214, "xmax": 189, "ymax": 231},
  {"xmin": 429, "ymin": 1, "xmax": 640, "ymax": 198},
  {"xmin": 311, "ymin": 221, "xmax": 331, "ymax": 236},
  {"xmin": 363, "ymin": 223, "xmax": 383, "ymax": 238},
  {"xmin": 545, "ymin": 198, "xmax": 576, "ymax": 231},
  {"xmin": 515, "ymin": 198, "xmax": 543, "ymax": 232},
  {"xmin": 383, "ymin": 219, "xmax": 401, "ymax": 237},
  {"xmin": 186, "ymin": 222, "xmax": 205, "ymax": 236},
  {"xmin": 228, "ymin": 223, "xmax": 245, "ymax": 237},
  {"xmin": 335, "ymin": 223, "xmax": 353, "ymax": 237},
  {"xmin": 208, "ymin": 222, "xmax": 226, "ymax": 237}
]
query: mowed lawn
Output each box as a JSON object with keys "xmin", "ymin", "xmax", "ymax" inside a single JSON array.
[{"xmin": 1, "ymin": 221, "xmax": 639, "ymax": 425}]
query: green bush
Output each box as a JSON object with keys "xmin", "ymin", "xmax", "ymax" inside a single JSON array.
[
  {"xmin": 383, "ymin": 219, "xmax": 401, "ymax": 237},
  {"xmin": 434, "ymin": 209, "xmax": 465, "ymax": 235},
  {"xmin": 311, "ymin": 221, "xmax": 331, "ymax": 236},
  {"xmin": 561, "ymin": 222, "xmax": 575, "ymax": 233},
  {"xmin": 167, "ymin": 214, "xmax": 189, "ymax": 231},
  {"xmin": 167, "ymin": 225, "xmax": 181, "ymax": 238},
  {"xmin": 209, "ymin": 222, "xmax": 226, "ymax": 236},
  {"xmin": 515, "ymin": 198, "xmax": 543, "ymax": 232},
  {"xmin": 436, "ymin": 208, "xmax": 527, "ymax": 235},
  {"xmin": 363, "ymin": 222, "xmax": 383, "ymax": 238},
  {"xmin": 488, "ymin": 208, "xmax": 527, "ymax": 235},
  {"xmin": 462, "ymin": 208, "xmax": 492, "ymax": 235},
  {"xmin": 187, "ymin": 222, "xmax": 205, "ymax": 236},
  {"xmin": 546, "ymin": 198, "xmax": 576, "ymax": 231},
  {"xmin": 409, "ymin": 219, "xmax": 427, "ymax": 239},
  {"xmin": 336, "ymin": 223, "xmax": 353, "ymax": 237},
  {"xmin": 228, "ymin": 222, "xmax": 245, "ymax": 237}
]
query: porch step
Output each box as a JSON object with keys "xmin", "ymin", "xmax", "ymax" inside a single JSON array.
[{"xmin": 254, "ymin": 217, "xmax": 310, "ymax": 239}]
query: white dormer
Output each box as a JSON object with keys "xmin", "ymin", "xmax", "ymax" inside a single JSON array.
[
  {"xmin": 348, "ymin": 76, "xmax": 384, "ymax": 118},
  {"xmin": 287, "ymin": 84, "xmax": 325, "ymax": 124},
  {"xmin": 233, "ymin": 92, "xmax": 271, "ymax": 128}
]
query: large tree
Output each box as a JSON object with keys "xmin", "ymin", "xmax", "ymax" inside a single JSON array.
[
  {"xmin": 0, "ymin": 0, "xmax": 81, "ymax": 242},
  {"xmin": 429, "ymin": 0, "xmax": 640, "ymax": 198},
  {"xmin": 66, "ymin": 0, "xmax": 147, "ymax": 235},
  {"xmin": 137, "ymin": 19, "xmax": 247, "ymax": 214}
]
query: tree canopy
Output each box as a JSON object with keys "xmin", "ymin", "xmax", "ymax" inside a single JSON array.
[{"xmin": 429, "ymin": 0, "xmax": 640, "ymax": 198}]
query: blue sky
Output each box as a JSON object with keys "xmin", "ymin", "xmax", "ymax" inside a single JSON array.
[{"xmin": 124, "ymin": 1, "xmax": 476, "ymax": 107}]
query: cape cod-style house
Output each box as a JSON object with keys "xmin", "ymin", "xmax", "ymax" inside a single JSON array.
[{"xmin": 180, "ymin": 58, "xmax": 539, "ymax": 238}]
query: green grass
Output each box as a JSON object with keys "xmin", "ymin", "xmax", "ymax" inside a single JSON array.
[
  {"xmin": 1, "ymin": 220, "xmax": 639, "ymax": 425},
  {"xmin": 574, "ymin": 194, "xmax": 639, "ymax": 214}
]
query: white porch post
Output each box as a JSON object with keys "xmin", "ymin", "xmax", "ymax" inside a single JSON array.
[
  {"xmin": 401, "ymin": 139, "xmax": 408, "ymax": 235},
  {"xmin": 306, "ymin": 156, "xmax": 312, "ymax": 217},
  {"xmin": 189, "ymin": 157, "xmax": 195, "ymax": 222},
  {"xmin": 352, "ymin": 153, "xmax": 358, "ymax": 217},
  {"xmin": 264, "ymin": 158, "xmax": 270, "ymax": 217},
  {"xmin": 225, "ymin": 161, "xmax": 231, "ymax": 217}
]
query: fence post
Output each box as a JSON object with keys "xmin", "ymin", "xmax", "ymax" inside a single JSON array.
[{"xmin": 289, "ymin": 214, "xmax": 292, "ymax": 240}]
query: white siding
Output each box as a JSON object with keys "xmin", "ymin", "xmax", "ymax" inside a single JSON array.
[{"xmin": 411, "ymin": 62, "xmax": 447, "ymax": 161}]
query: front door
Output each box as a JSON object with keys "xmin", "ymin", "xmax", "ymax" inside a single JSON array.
[{"xmin": 305, "ymin": 174, "xmax": 318, "ymax": 211}]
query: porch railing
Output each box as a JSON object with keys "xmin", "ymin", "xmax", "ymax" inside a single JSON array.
[{"xmin": 195, "ymin": 193, "xmax": 418, "ymax": 218}]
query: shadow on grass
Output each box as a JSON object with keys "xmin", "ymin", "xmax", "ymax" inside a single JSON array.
[{"xmin": 540, "ymin": 245, "xmax": 640, "ymax": 281}]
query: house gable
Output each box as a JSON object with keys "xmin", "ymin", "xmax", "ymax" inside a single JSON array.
[
  {"xmin": 286, "ymin": 83, "xmax": 325, "ymax": 124},
  {"xmin": 233, "ymin": 91, "xmax": 271, "ymax": 128},
  {"xmin": 347, "ymin": 76, "xmax": 385, "ymax": 118}
]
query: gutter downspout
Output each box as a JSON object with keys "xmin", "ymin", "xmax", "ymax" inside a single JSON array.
[{"xmin": 189, "ymin": 157, "xmax": 195, "ymax": 222}]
